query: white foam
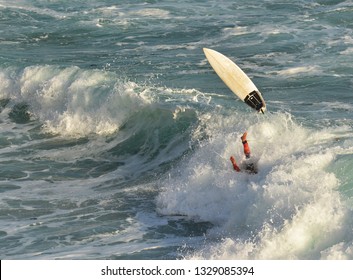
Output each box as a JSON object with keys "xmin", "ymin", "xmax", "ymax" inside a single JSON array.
[
  {"xmin": 132, "ymin": 8, "xmax": 170, "ymax": 19},
  {"xmin": 2, "ymin": 66, "xmax": 150, "ymax": 137},
  {"xmin": 91, "ymin": 6, "xmax": 171, "ymax": 28},
  {"xmin": 0, "ymin": 3, "xmax": 69, "ymax": 19},
  {"xmin": 157, "ymin": 112, "xmax": 353, "ymax": 259},
  {"xmin": 277, "ymin": 66, "xmax": 320, "ymax": 76},
  {"xmin": 223, "ymin": 26, "xmax": 250, "ymax": 37},
  {"xmin": 0, "ymin": 69, "xmax": 17, "ymax": 98},
  {"xmin": 341, "ymin": 47, "xmax": 353, "ymax": 55}
]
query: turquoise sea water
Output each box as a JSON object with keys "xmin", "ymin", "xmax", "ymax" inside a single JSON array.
[{"xmin": 1, "ymin": 0, "xmax": 353, "ymax": 259}]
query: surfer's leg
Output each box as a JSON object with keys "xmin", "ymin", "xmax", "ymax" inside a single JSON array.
[
  {"xmin": 241, "ymin": 132, "xmax": 251, "ymax": 158},
  {"xmin": 230, "ymin": 156, "xmax": 241, "ymax": 172}
]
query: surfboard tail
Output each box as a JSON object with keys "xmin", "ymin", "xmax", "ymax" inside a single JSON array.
[{"xmin": 244, "ymin": 91, "xmax": 266, "ymax": 113}]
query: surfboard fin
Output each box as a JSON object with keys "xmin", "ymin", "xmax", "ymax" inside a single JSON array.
[{"xmin": 244, "ymin": 91, "xmax": 265, "ymax": 113}]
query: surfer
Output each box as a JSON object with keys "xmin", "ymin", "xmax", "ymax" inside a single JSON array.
[{"xmin": 230, "ymin": 132, "xmax": 257, "ymax": 174}]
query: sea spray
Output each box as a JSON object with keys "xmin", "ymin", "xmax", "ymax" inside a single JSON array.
[
  {"xmin": 157, "ymin": 111, "xmax": 353, "ymax": 259},
  {"xmin": 0, "ymin": 66, "xmax": 151, "ymax": 137}
]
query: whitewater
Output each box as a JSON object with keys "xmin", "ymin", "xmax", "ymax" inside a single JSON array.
[{"xmin": 1, "ymin": 0, "xmax": 353, "ymax": 260}]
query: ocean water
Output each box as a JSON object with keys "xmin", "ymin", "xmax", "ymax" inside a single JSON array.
[{"xmin": 1, "ymin": 0, "xmax": 353, "ymax": 260}]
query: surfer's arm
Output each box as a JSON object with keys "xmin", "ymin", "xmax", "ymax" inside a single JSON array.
[{"xmin": 230, "ymin": 156, "xmax": 241, "ymax": 172}]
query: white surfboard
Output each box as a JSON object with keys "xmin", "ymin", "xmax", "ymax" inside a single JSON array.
[{"xmin": 203, "ymin": 48, "xmax": 266, "ymax": 113}]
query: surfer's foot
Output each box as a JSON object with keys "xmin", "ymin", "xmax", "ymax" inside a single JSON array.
[{"xmin": 241, "ymin": 132, "xmax": 248, "ymax": 143}]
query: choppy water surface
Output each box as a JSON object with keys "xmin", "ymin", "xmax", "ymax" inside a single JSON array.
[{"xmin": 1, "ymin": 0, "xmax": 353, "ymax": 259}]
